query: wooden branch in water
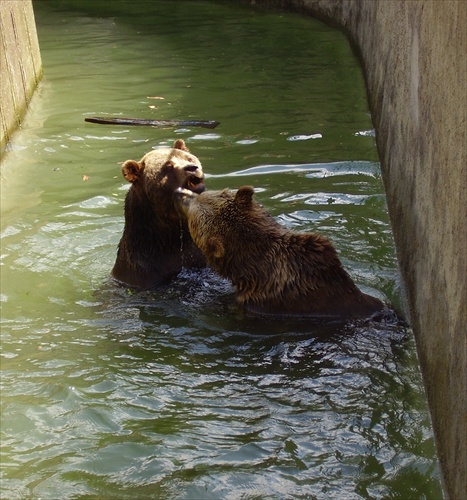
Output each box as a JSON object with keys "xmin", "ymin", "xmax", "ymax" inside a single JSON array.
[{"xmin": 84, "ymin": 116, "xmax": 220, "ymax": 129}]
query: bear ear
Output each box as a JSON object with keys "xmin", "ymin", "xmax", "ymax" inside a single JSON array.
[
  {"xmin": 122, "ymin": 160, "xmax": 143, "ymax": 183},
  {"xmin": 173, "ymin": 139, "xmax": 190, "ymax": 152},
  {"xmin": 235, "ymin": 186, "xmax": 255, "ymax": 209},
  {"xmin": 206, "ymin": 236, "xmax": 225, "ymax": 258}
]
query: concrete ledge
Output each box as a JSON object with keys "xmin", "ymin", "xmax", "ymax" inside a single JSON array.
[
  {"xmin": 0, "ymin": 0, "xmax": 42, "ymax": 151},
  {"xmin": 244, "ymin": 1, "xmax": 466, "ymax": 498}
]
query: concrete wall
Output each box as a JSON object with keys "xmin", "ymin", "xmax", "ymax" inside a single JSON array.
[
  {"xmin": 0, "ymin": 0, "xmax": 42, "ymax": 151},
  {"xmin": 245, "ymin": 1, "xmax": 466, "ymax": 498}
]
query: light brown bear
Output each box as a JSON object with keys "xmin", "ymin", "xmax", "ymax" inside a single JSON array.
[
  {"xmin": 112, "ymin": 139, "xmax": 206, "ymax": 288},
  {"xmin": 174, "ymin": 185, "xmax": 385, "ymax": 318}
]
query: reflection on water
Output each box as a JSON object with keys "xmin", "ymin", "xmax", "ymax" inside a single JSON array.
[{"xmin": 0, "ymin": 0, "xmax": 441, "ymax": 498}]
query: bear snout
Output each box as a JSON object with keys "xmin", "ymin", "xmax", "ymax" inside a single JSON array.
[
  {"xmin": 183, "ymin": 170, "xmax": 206, "ymax": 194},
  {"xmin": 183, "ymin": 164, "xmax": 200, "ymax": 173}
]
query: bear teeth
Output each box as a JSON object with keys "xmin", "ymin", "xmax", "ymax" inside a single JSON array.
[{"xmin": 187, "ymin": 178, "xmax": 201, "ymax": 188}]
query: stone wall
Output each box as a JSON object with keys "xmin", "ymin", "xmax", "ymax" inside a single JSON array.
[
  {"xmin": 245, "ymin": 1, "xmax": 466, "ymax": 498},
  {"xmin": 0, "ymin": 0, "xmax": 42, "ymax": 151}
]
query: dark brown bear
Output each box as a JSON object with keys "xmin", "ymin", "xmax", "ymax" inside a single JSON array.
[
  {"xmin": 112, "ymin": 139, "xmax": 206, "ymax": 288},
  {"xmin": 174, "ymin": 185, "xmax": 385, "ymax": 318}
]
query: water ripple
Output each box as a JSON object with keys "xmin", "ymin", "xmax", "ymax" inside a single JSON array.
[{"xmin": 211, "ymin": 161, "xmax": 379, "ymax": 179}]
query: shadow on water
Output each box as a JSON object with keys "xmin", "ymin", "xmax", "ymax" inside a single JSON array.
[{"xmin": 98, "ymin": 266, "xmax": 401, "ymax": 338}]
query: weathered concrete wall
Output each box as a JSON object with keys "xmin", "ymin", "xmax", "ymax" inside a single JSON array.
[
  {"xmin": 243, "ymin": 1, "xmax": 466, "ymax": 498},
  {"xmin": 0, "ymin": 0, "xmax": 42, "ymax": 151}
]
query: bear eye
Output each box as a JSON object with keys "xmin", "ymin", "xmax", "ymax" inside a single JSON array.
[{"xmin": 163, "ymin": 161, "xmax": 174, "ymax": 169}]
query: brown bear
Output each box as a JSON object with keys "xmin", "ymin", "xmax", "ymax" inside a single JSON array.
[
  {"xmin": 111, "ymin": 139, "xmax": 206, "ymax": 289},
  {"xmin": 174, "ymin": 185, "xmax": 385, "ymax": 319}
]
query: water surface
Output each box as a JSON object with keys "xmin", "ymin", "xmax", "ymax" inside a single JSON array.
[{"xmin": 1, "ymin": 1, "xmax": 441, "ymax": 498}]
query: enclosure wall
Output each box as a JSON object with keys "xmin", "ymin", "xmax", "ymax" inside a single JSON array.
[{"xmin": 0, "ymin": 0, "xmax": 42, "ymax": 151}]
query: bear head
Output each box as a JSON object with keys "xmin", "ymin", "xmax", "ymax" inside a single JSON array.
[
  {"xmin": 122, "ymin": 139, "xmax": 205, "ymax": 226},
  {"xmin": 173, "ymin": 185, "xmax": 272, "ymax": 269}
]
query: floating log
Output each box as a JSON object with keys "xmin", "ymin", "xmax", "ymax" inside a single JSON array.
[{"xmin": 84, "ymin": 116, "xmax": 220, "ymax": 129}]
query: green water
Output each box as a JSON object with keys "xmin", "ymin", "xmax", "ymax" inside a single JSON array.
[{"xmin": 0, "ymin": 1, "xmax": 442, "ymax": 498}]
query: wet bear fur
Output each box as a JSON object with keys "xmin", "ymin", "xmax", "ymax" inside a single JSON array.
[
  {"xmin": 174, "ymin": 185, "xmax": 385, "ymax": 318},
  {"xmin": 112, "ymin": 139, "xmax": 206, "ymax": 289}
]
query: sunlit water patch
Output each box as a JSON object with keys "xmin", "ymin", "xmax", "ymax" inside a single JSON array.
[{"xmin": 0, "ymin": 0, "xmax": 441, "ymax": 498}]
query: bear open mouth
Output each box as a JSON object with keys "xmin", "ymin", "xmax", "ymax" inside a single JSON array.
[{"xmin": 184, "ymin": 175, "xmax": 206, "ymax": 194}]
